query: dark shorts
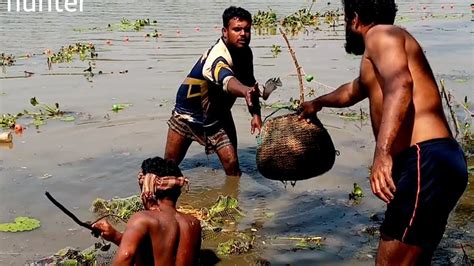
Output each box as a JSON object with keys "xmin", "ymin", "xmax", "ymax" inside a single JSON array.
[
  {"xmin": 167, "ymin": 114, "xmax": 234, "ymax": 155},
  {"xmin": 380, "ymin": 138, "xmax": 468, "ymax": 251}
]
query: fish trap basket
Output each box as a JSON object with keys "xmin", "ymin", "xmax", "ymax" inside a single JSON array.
[{"xmin": 256, "ymin": 113, "xmax": 336, "ymax": 181}]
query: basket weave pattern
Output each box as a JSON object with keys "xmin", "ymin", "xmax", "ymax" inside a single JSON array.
[{"xmin": 256, "ymin": 113, "xmax": 336, "ymax": 181}]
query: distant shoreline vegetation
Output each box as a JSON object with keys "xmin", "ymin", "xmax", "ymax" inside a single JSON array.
[{"xmin": 6, "ymin": 0, "xmax": 83, "ymax": 12}]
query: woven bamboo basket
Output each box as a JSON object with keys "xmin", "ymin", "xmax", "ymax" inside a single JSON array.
[
  {"xmin": 256, "ymin": 113, "xmax": 336, "ymax": 181},
  {"xmin": 256, "ymin": 28, "xmax": 337, "ymax": 181}
]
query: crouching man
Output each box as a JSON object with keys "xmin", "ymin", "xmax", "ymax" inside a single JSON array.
[{"xmin": 92, "ymin": 157, "xmax": 201, "ymax": 266}]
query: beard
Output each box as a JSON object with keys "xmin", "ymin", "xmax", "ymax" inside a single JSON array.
[{"xmin": 345, "ymin": 25, "xmax": 365, "ymax": 55}]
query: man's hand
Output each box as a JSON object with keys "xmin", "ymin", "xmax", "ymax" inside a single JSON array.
[
  {"xmin": 251, "ymin": 115, "xmax": 262, "ymax": 134},
  {"xmin": 92, "ymin": 219, "xmax": 120, "ymax": 244},
  {"xmin": 369, "ymin": 151, "xmax": 397, "ymax": 203},
  {"xmin": 298, "ymin": 99, "xmax": 322, "ymax": 122}
]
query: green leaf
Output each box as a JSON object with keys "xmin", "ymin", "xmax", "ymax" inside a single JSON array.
[{"xmin": 30, "ymin": 97, "xmax": 39, "ymax": 106}]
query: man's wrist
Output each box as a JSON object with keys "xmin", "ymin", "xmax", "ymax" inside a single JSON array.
[
  {"xmin": 248, "ymin": 104, "xmax": 261, "ymax": 116},
  {"xmin": 375, "ymin": 145, "xmax": 390, "ymax": 156}
]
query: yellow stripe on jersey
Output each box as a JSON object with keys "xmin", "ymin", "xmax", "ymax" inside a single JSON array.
[{"xmin": 184, "ymin": 77, "xmax": 208, "ymax": 99}]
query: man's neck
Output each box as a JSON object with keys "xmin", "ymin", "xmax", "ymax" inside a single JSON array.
[{"xmin": 158, "ymin": 199, "xmax": 177, "ymax": 209}]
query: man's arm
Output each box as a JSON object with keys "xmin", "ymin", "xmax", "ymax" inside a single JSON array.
[
  {"xmin": 299, "ymin": 77, "xmax": 366, "ymax": 119},
  {"xmin": 367, "ymin": 26, "xmax": 413, "ymax": 203},
  {"xmin": 226, "ymin": 77, "xmax": 259, "ymax": 108},
  {"xmin": 112, "ymin": 214, "xmax": 149, "ymax": 266}
]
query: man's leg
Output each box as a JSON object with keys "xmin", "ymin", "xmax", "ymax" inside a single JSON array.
[
  {"xmin": 376, "ymin": 233, "xmax": 425, "ymax": 266},
  {"xmin": 216, "ymin": 145, "xmax": 241, "ymax": 177},
  {"xmin": 164, "ymin": 128, "xmax": 192, "ymax": 165},
  {"xmin": 216, "ymin": 117, "xmax": 240, "ymax": 176}
]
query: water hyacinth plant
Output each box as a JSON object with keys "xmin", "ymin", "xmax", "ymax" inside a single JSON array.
[
  {"xmin": 0, "ymin": 216, "xmax": 41, "ymax": 232},
  {"xmin": 108, "ymin": 18, "xmax": 157, "ymax": 31},
  {"xmin": 47, "ymin": 43, "xmax": 97, "ymax": 64}
]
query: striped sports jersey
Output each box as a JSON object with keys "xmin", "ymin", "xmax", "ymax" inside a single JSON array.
[{"xmin": 173, "ymin": 38, "xmax": 256, "ymax": 130}]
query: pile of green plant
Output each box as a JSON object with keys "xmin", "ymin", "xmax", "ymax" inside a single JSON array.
[
  {"xmin": 32, "ymin": 244, "xmax": 113, "ymax": 266},
  {"xmin": 217, "ymin": 233, "xmax": 254, "ymax": 256},
  {"xmin": 108, "ymin": 18, "xmax": 157, "ymax": 31},
  {"xmin": 48, "ymin": 43, "xmax": 96, "ymax": 63},
  {"xmin": 91, "ymin": 195, "xmax": 143, "ymax": 221},
  {"xmin": 206, "ymin": 195, "xmax": 244, "ymax": 227}
]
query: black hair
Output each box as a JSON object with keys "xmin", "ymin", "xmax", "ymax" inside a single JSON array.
[
  {"xmin": 343, "ymin": 0, "xmax": 398, "ymax": 25},
  {"xmin": 140, "ymin": 157, "xmax": 183, "ymax": 201},
  {"xmin": 222, "ymin": 6, "xmax": 252, "ymax": 28}
]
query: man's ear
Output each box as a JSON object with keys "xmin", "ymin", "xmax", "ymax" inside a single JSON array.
[
  {"xmin": 352, "ymin": 12, "xmax": 360, "ymax": 28},
  {"xmin": 222, "ymin": 27, "xmax": 227, "ymax": 41}
]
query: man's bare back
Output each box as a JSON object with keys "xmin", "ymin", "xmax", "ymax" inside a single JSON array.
[
  {"xmin": 117, "ymin": 206, "xmax": 201, "ymax": 266},
  {"xmin": 360, "ymin": 24, "xmax": 451, "ymax": 155}
]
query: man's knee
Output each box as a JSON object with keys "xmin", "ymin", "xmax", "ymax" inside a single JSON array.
[
  {"xmin": 377, "ymin": 234, "xmax": 423, "ymax": 266},
  {"xmin": 222, "ymin": 156, "xmax": 240, "ymax": 176},
  {"xmin": 217, "ymin": 146, "xmax": 240, "ymax": 176}
]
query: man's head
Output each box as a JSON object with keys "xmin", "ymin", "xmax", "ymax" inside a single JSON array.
[
  {"xmin": 222, "ymin": 6, "xmax": 252, "ymax": 49},
  {"xmin": 343, "ymin": 0, "xmax": 398, "ymax": 55},
  {"xmin": 139, "ymin": 157, "xmax": 185, "ymax": 204}
]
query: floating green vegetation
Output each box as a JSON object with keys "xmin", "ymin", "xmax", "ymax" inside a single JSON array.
[
  {"xmin": 1, "ymin": 53, "xmax": 15, "ymax": 66},
  {"xmin": 320, "ymin": 9, "xmax": 343, "ymax": 28},
  {"xmin": 253, "ymin": 9, "xmax": 278, "ymax": 27},
  {"xmin": 91, "ymin": 195, "xmax": 143, "ymax": 221},
  {"xmin": 108, "ymin": 18, "xmax": 157, "ymax": 32},
  {"xmin": 0, "ymin": 97, "xmax": 74, "ymax": 129},
  {"xmin": 253, "ymin": 3, "xmax": 343, "ymax": 35},
  {"xmin": 0, "ymin": 113, "xmax": 17, "ymax": 129},
  {"xmin": 0, "ymin": 216, "xmax": 40, "ymax": 232},
  {"xmin": 111, "ymin": 103, "xmax": 133, "ymax": 112},
  {"xmin": 271, "ymin": 44, "xmax": 281, "ymax": 58},
  {"xmin": 349, "ymin": 182, "xmax": 364, "ymax": 203},
  {"xmin": 282, "ymin": 8, "xmax": 317, "ymax": 32},
  {"xmin": 336, "ymin": 108, "xmax": 369, "ymax": 121},
  {"xmin": 48, "ymin": 43, "xmax": 97, "ymax": 64},
  {"xmin": 217, "ymin": 233, "xmax": 254, "ymax": 256}
]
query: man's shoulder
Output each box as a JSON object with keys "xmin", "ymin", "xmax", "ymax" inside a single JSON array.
[
  {"xmin": 205, "ymin": 38, "xmax": 233, "ymax": 65},
  {"xmin": 177, "ymin": 212, "xmax": 201, "ymax": 226},
  {"xmin": 367, "ymin": 24, "xmax": 405, "ymax": 39}
]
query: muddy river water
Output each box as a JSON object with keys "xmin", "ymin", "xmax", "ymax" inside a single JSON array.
[{"xmin": 0, "ymin": 0, "xmax": 472, "ymax": 265}]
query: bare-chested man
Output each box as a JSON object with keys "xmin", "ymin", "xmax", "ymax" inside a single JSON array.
[
  {"xmin": 299, "ymin": 0, "xmax": 468, "ymax": 265},
  {"xmin": 92, "ymin": 157, "xmax": 201, "ymax": 265}
]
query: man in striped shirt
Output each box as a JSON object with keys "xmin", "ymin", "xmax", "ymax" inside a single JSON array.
[{"xmin": 165, "ymin": 6, "xmax": 262, "ymax": 176}]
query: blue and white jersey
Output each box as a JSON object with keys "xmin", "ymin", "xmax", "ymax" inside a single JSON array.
[{"xmin": 173, "ymin": 38, "xmax": 255, "ymax": 128}]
